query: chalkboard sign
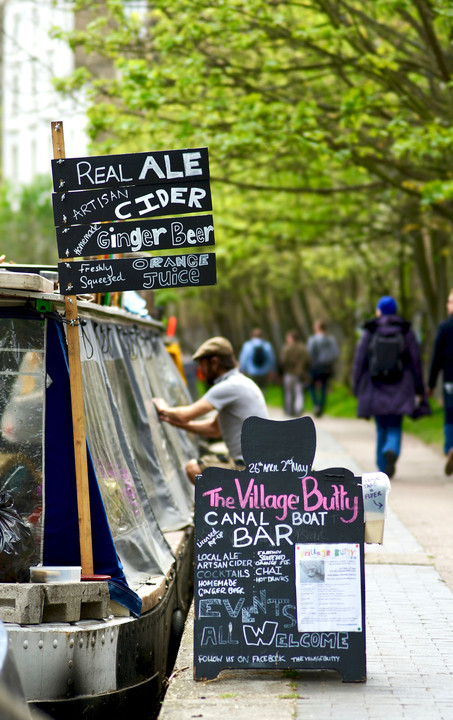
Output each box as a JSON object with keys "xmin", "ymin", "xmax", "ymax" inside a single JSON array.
[
  {"xmin": 52, "ymin": 180, "xmax": 212, "ymax": 228},
  {"xmin": 52, "ymin": 147, "xmax": 210, "ymax": 191},
  {"xmin": 56, "ymin": 214, "xmax": 215, "ymax": 259},
  {"xmin": 194, "ymin": 416, "xmax": 366, "ymax": 683},
  {"xmin": 53, "ymin": 145, "xmax": 217, "ymax": 295},
  {"xmin": 58, "ymin": 253, "xmax": 216, "ymax": 295}
]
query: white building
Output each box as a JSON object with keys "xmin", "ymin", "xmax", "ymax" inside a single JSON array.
[{"xmin": 1, "ymin": 0, "xmax": 88, "ymax": 185}]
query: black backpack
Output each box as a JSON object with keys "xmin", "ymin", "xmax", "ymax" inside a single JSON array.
[
  {"xmin": 252, "ymin": 342, "xmax": 267, "ymax": 368},
  {"xmin": 312, "ymin": 335, "xmax": 338, "ymax": 373},
  {"xmin": 368, "ymin": 328, "xmax": 405, "ymax": 384}
]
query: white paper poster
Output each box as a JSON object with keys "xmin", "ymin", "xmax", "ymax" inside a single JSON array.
[{"xmin": 295, "ymin": 543, "xmax": 362, "ymax": 632}]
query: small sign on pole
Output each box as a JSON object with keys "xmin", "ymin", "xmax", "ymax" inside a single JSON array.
[
  {"xmin": 51, "ymin": 147, "xmax": 211, "ymax": 190},
  {"xmin": 51, "ymin": 146, "xmax": 217, "ymax": 294},
  {"xmin": 55, "ymin": 214, "xmax": 215, "ymax": 259},
  {"xmin": 52, "ymin": 180, "xmax": 213, "ymax": 226},
  {"xmin": 58, "ymin": 252, "xmax": 216, "ymax": 296},
  {"xmin": 51, "ymin": 128, "xmax": 217, "ymax": 574}
]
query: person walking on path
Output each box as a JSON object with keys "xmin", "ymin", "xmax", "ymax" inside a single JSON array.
[
  {"xmin": 428, "ymin": 289, "xmax": 453, "ymax": 475},
  {"xmin": 307, "ymin": 320, "xmax": 339, "ymax": 417},
  {"xmin": 352, "ymin": 295, "xmax": 425, "ymax": 478},
  {"xmin": 153, "ymin": 336, "xmax": 268, "ymax": 483},
  {"xmin": 238, "ymin": 328, "xmax": 276, "ymax": 390},
  {"xmin": 280, "ymin": 329, "xmax": 311, "ymax": 416}
]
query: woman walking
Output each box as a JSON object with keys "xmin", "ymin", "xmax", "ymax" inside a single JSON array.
[{"xmin": 352, "ymin": 296, "xmax": 425, "ymax": 478}]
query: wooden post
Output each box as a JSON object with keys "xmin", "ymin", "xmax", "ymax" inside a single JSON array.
[{"xmin": 51, "ymin": 121, "xmax": 94, "ymax": 575}]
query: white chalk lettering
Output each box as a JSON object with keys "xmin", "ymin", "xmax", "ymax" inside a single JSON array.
[
  {"xmin": 171, "ymin": 221, "xmax": 213, "ymax": 246},
  {"xmin": 76, "ymin": 161, "xmax": 133, "ymax": 186},
  {"xmin": 138, "ymin": 151, "xmax": 203, "ymax": 181}
]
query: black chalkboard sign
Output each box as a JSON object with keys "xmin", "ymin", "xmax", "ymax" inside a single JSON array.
[
  {"xmin": 194, "ymin": 416, "xmax": 366, "ymax": 683},
  {"xmin": 52, "ymin": 147, "xmax": 210, "ymax": 191},
  {"xmin": 56, "ymin": 214, "xmax": 215, "ymax": 259},
  {"xmin": 53, "ymin": 146, "xmax": 217, "ymax": 294},
  {"xmin": 52, "ymin": 180, "xmax": 212, "ymax": 228},
  {"xmin": 58, "ymin": 253, "xmax": 216, "ymax": 295}
]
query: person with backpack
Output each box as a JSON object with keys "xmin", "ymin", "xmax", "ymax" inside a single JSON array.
[
  {"xmin": 307, "ymin": 320, "xmax": 339, "ymax": 417},
  {"xmin": 352, "ymin": 296, "xmax": 425, "ymax": 479},
  {"xmin": 239, "ymin": 328, "xmax": 276, "ymax": 390}
]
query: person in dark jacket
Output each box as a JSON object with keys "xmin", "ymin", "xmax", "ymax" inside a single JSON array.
[
  {"xmin": 307, "ymin": 320, "xmax": 339, "ymax": 417},
  {"xmin": 428, "ymin": 289, "xmax": 453, "ymax": 474},
  {"xmin": 352, "ymin": 296, "xmax": 424, "ymax": 478}
]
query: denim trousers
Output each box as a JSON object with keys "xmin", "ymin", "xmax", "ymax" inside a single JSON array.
[
  {"xmin": 443, "ymin": 384, "xmax": 453, "ymax": 454},
  {"xmin": 374, "ymin": 414, "xmax": 403, "ymax": 472},
  {"xmin": 309, "ymin": 373, "xmax": 330, "ymax": 414}
]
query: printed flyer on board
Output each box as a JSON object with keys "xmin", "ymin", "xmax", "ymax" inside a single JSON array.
[{"xmin": 295, "ymin": 543, "xmax": 362, "ymax": 632}]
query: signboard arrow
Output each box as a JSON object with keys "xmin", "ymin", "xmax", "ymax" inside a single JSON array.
[
  {"xmin": 52, "ymin": 147, "xmax": 210, "ymax": 191},
  {"xmin": 56, "ymin": 214, "xmax": 215, "ymax": 259},
  {"xmin": 58, "ymin": 253, "xmax": 217, "ymax": 295},
  {"xmin": 53, "ymin": 180, "xmax": 213, "ymax": 228}
]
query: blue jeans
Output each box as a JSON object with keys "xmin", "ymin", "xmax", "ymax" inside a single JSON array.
[
  {"xmin": 443, "ymin": 384, "xmax": 453, "ymax": 454},
  {"xmin": 444, "ymin": 424, "xmax": 453, "ymax": 455},
  {"xmin": 375, "ymin": 415, "xmax": 402, "ymax": 472},
  {"xmin": 309, "ymin": 372, "xmax": 330, "ymax": 415}
]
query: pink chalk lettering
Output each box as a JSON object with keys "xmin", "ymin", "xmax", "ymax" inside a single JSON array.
[
  {"xmin": 202, "ymin": 487, "xmax": 235, "ymax": 508},
  {"xmin": 234, "ymin": 478, "xmax": 299, "ymax": 521},
  {"xmin": 301, "ymin": 476, "xmax": 358, "ymax": 524}
]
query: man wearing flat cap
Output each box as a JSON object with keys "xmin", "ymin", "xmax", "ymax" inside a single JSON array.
[{"xmin": 153, "ymin": 336, "xmax": 268, "ymax": 483}]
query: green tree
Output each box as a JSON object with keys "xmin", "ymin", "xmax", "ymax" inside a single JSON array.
[
  {"xmin": 52, "ymin": 0, "xmax": 453, "ymax": 358},
  {"xmin": 0, "ymin": 177, "xmax": 57, "ymax": 265}
]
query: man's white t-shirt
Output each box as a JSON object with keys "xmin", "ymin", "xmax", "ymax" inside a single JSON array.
[{"xmin": 203, "ymin": 368, "xmax": 268, "ymax": 460}]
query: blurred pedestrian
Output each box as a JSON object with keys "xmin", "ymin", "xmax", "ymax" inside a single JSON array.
[
  {"xmin": 428, "ymin": 289, "xmax": 453, "ymax": 474},
  {"xmin": 280, "ymin": 329, "xmax": 311, "ymax": 416},
  {"xmin": 153, "ymin": 336, "xmax": 268, "ymax": 483},
  {"xmin": 352, "ymin": 296, "xmax": 425, "ymax": 478},
  {"xmin": 307, "ymin": 320, "xmax": 339, "ymax": 417},
  {"xmin": 239, "ymin": 328, "xmax": 276, "ymax": 390}
]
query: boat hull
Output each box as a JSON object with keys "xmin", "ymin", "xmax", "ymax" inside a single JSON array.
[{"xmin": 7, "ymin": 528, "xmax": 194, "ymax": 720}]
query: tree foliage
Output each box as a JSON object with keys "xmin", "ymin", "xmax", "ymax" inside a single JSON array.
[
  {"xmin": 0, "ymin": 177, "xmax": 58, "ymax": 266},
  {"xmin": 52, "ymin": 0, "xmax": 453, "ymax": 361}
]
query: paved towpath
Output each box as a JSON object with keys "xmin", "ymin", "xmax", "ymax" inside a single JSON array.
[{"xmin": 159, "ymin": 410, "xmax": 453, "ymax": 720}]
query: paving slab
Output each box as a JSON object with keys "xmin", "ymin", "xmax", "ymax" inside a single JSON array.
[{"xmin": 160, "ymin": 411, "xmax": 453, "ymax": 720}]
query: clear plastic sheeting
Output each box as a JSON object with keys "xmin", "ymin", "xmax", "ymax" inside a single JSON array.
[
  {"xmin": 137, "ymin": 333, "xmax": 196, "ymax": 502},
  {"xmin": 0, "ymin": 317, "xmax": 44, "ymax": 569},
  {"xmin": 144, "ymin": 334, "xmax": 199, "ymax": 471},
  {"xmin": 98, "ymin": 324, "xmax": 194, "ymax": 531},
  {"xmin": 79, "ymin": 320, "xmax": 175, "ymax": 582}
]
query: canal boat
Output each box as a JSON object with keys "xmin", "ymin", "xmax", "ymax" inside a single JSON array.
[{"xmin": 0, "ymin": 267, "xmax": 196, "ymax": 719}]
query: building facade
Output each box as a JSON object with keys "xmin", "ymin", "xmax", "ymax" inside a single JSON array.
[{"xmin": 1, "ymin": 0, "xmax": 88, "ymax": 185}]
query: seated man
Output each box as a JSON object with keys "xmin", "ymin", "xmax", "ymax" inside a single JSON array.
[{"xmin": 153, "ymin": 336, "xmax": 268, "ymax": 483}]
